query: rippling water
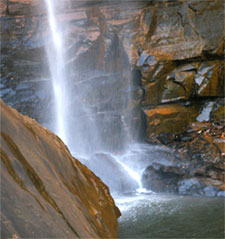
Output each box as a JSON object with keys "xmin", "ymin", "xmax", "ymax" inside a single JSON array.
[{"xmin": 115, "ymin": 192, "xmax": 224, "ymax": 238}]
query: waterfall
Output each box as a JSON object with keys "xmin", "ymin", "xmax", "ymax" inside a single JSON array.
[
  {"xmin": 45, "ymin": 0, "xmax": 68, "ymax": 145},
  {"xmin": 44, "ymin": 0, "xmax": 147, "ymax": 193}
]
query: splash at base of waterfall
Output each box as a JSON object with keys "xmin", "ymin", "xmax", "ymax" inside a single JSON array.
[
  {"xmin": 72, "ymin": 145, "xmax": 163, "ymax": 194},
  {"xmin": 136, "ymin": 187, "xmax": 148, "ymax": 193},
  {"xmin": 72, "ymin": 143, "xmax": 178, "ymax": 194},
  {"xmin": 114, "ymin": 157, "xmax": 147, "ymax": 193}
]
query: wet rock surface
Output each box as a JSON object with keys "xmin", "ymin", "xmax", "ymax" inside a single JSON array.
[
  {"xmin": 132, "ymin": 0, "xmax": 224, "ymax": 137},
  {"xmin": 1, "ymin": 0, "xmax": 224, "ymax": 143},
  {"xmin": 137, "ymin": 0, "xmax": 224, "ymax": 198},
  {"xmin": 0, "ymin": 0, "xmax": 224, "ymax": 197},
  {"xmin": 0, "ymin": 100, "xmax": 120, "ymax": 238},
  {"xmin": 144, "ymin": 103, "xmax": 201, "ymax": 135},
  {"xmin": 1, "ymin": 1, "xmax": 147, "ymax": 152},
  {"xmin": 143, "ymin": 120, "xmax": 225, "ymax": 197},
  {"xmin": 142, "ymin": 163, "xmax": 182, "ymax": 193}
]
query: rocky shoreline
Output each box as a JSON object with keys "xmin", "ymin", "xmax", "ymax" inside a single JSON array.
[{"xmin": 142, "ymin": 119, "xmax": 225, "ymax": 197}]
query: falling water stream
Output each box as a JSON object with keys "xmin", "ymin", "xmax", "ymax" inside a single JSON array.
[
  {"xmin": 45, "ymin": 0, "xmax": 68, "ymax": 145},
  {"xmin": 44, "ymin": 0, "xmax": 143, "ymax": 192},
  {"xmin": 44, "ymin": 1, "xmax": 224, "ymax": 238}
]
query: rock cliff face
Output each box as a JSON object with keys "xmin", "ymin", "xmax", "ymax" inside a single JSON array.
[
  {"xmin": 0, "ymin": 0, "xmax": 224, "ymax": 196},
  {"xmin": 131, "ymin": 0, "xmax": 224, "ymax": 196},
  {"xmin": 0, "ymin": 99, "xmax": 120, "ymax": 238},
  {"xmin": 0, "ymin": 0, "xmax": 148, "ymax": 152},
  {"xmin": 132, "ymin": 0, "xmax": 224, "ymax": 136},
  {"xmin": 1, "ymin": 0, "xmax": 224, "ymax": 139}
]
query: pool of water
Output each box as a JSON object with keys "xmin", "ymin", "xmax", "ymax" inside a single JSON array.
[{"xmin": 115, "ymin": 192, "xmax": 224, "ymax": 238}]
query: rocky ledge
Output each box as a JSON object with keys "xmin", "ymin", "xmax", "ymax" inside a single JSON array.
[
  {"xmin": 0, "ymin": 0, "xmax": 224, "ymax": 198},
  {"xmin": 132, "ymin": 0, "xmax": 224, "ymax": 197},
  {"xmin": 0, "ymin": 99, "xmax": 120, "ymax": 238},
  {"xmin": 142, "ymin": 120, "xmax": 225, "ymax": 197}
]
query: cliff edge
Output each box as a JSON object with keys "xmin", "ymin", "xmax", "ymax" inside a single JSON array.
[{"xmin": 0, "ymin": 99, "xmax": 120, "ymax": 238}]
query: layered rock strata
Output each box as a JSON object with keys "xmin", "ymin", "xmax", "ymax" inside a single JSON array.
[
  {"xmin": 1, "ymin": 0, "xmax": 224, "ymax": 140},
  {"xmin": 0, "ymin": 0, "xmax": 224, "ymax": 196},
  {"xmin": 132, "ymin": 0, "xmax": 224, "ymax": 136}
]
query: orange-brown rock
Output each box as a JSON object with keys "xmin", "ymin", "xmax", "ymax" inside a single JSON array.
[
  {"xmin": 210, "ymin": 99, "xmax": 225, "ymax": 122},
  {"xmin": 133, "ymin": 0, "xmax": 224, "ymax": 61},
  {"xmin": 0, "ymin": 100, "xmax": 120, "ymax": 239},
  {"xmin": 133, "ymin": 1, "xmax": 224, "ymax": 136},
  {"xmin": 0, "ymin": 0, "xmax": 224, "ymax": 146},
  {"xmin": 188, "ymin": 122, "xmax": 225, "ymax": 159},
  {"xmin": 195, "ymin": 61, "xmax": 224, "ymax": 97},
  {"xmin": 145, "ymin": 120, "xmax": 225, "ymax": 196},
  {"xmin": 144, "ymin": 104, "xmax": 200, "ymax": 136}
]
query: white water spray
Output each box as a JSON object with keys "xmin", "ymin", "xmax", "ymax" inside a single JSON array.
[
  {"xmin": 44, "ymin": 1, "xmax": 148, "ymax": 193},
  {"xmin": 45, "ymin": 0, "xmax": 68, "ymax": 144},
  {"xmin": 115, "ymin": 158, "xmax": 147, "ymax": 193}
]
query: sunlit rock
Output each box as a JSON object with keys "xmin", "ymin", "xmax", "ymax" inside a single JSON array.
[
  {"xmin": 0, "ymin": 100, "xmax": 120, "ymax": 239},
  {"xmin": 0, "ymin": 0, "xmax": 224, "ymax": 200},
  {"xmin": 133, "ymin": 0, "xmax": 223, "ymax": 61},
  {"xmin": 1, "ymin": 0, "xmax": 224, "ymax": 139},
  {"xmin": 144, "ymin": 104, "xmax": 200, "ymax": 135}
]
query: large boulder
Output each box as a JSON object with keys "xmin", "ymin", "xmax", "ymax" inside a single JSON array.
[
  {"xmin": 143, "ymin": 121, "xmax": 225, "ymax": 197},
  {"xmin": 0, "ymin": 100, "xmax": 120, "ymax": 239},
  {"xmin": 141, "ymin": 163, "xmax": 183, "ymax": 193}
]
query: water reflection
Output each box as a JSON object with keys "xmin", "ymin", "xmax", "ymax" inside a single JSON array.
[{"xmin": 115, "ymin": 193, "xmax": 224, "ymax": 238}]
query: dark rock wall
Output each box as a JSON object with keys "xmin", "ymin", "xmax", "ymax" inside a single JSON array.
[
  {"xmin": 1, "ymin": 0, "xmax": 51, "ymax": 121},
  {"xmin": 1, "ymin": 1, "xmax": 147, "ymax": 152},
  {"xmin": 0, "ymin": 0, "xmax": 224, "ymax": 144}
]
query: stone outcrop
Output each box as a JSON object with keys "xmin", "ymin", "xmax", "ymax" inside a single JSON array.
[
  {"xmin": 133, "ymin": 0, "xmax": 224, "ymax": 136},
  {"xmin": 1, "ymin": 0, "xmax": 224, "ymax": 141},
  {"xmin": 0, "ymin": 0, "xmax": 224, "ymax": 196},
  {"xmin": 131, "ymin": 1, "xmax": 224, "ymax": 197},
  {"xmin": 144, "ymin": 104, "xmax": 200, "ymax": 135},
  {"xmin": 142, "ymin": 120, "xmax": 225, "ymax": 197},
  {"xmin": 0, "ymin": 99, "xmax": 120, "ymax": 238}
]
